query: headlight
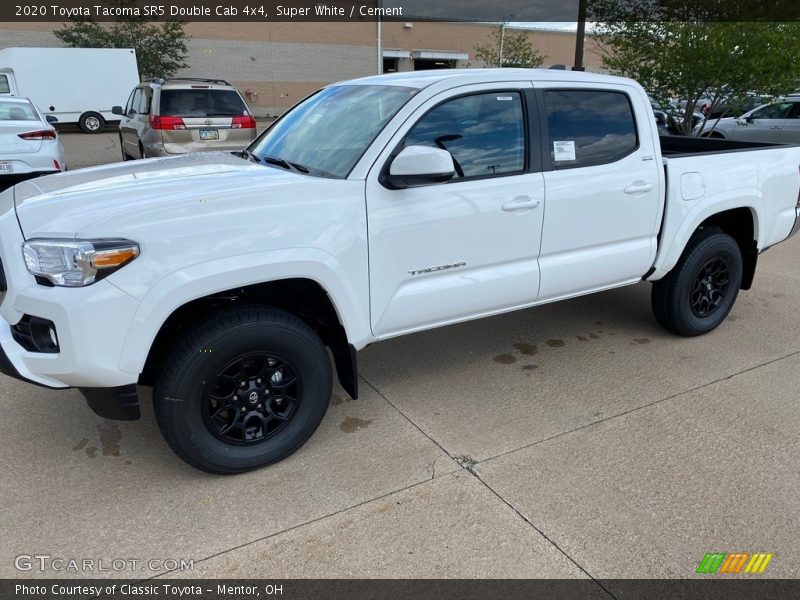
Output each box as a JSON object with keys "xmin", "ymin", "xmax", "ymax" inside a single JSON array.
[{"xmin": 22, "ymin": 239, "xmax": 140, "ymax": 287}]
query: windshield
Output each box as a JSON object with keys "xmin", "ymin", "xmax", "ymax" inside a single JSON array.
[{"xmin": 249, "ymin": 84, "xmax": 418, "ymax": 179}]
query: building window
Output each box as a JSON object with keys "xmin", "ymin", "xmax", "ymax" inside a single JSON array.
[
  {"xmin": 413, "ymin": 59, "xmax": 456, "ymax": 71},
  {"xmin": 383, "ymin": 57, "xmax": 398, "ymax": 73}
]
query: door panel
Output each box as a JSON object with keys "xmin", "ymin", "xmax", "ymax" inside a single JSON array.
[
  {"xmin": 366, "ymin": 83, "xmax": 545, "ymax": 338},
  {"xmin": 119, "ymin": 89, "xmax": 137, "ymax": 156},
  {"xmin": 537, "ymin": 85, "xmax": 662, "ymax": 300},
  {"xmin": 368, "ymin": 174, "xmax": 544, "ymax": 336}
]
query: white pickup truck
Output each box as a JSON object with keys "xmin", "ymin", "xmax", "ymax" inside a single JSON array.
[{"xmin": 1, "ymin": 69, "xmax": 798, "ymax": 473}]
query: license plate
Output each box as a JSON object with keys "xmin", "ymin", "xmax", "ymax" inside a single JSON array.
[
  {"xmin": 199, "ymin": 129, "xmax": 219, "ymax": 141},
  {"xmin": 0, "ymin": 162, "xmax": 12, "ymax": 173}
]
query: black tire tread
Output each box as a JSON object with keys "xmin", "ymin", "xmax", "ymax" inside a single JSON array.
[
  {"xmin": 651, "ymin": 228, "xmax": 742, "ymax": 337},
  {"xmin": 154, "ymin": 306, "xmax": 331, "ymax": 474}
]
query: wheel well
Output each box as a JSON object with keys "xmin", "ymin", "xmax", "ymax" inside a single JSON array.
[
  {"xmin": 698, "ymin": 207, "xmax": 758, "ymax": 289},
  {"xmin": 139, "ymin": 278, "xmax": 358, "ymax": 399}
]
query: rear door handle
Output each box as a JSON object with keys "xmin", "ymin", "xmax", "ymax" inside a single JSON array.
[
  {"xmin": 502, "ymin": 196, "xmax": 541, "ymax": 212},
  {"xmin": 769, "ymin": 126, "xmax": 782, "ymax": 130},
  {"xmin": 624, "ymin": 181, "xmax": 654, "ymax": 194}
]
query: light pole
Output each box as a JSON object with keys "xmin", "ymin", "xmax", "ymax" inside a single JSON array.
[
  {"xmin": 573, "ymin": 0, "xmax": 587, "ymax": 71},
  {"xmin": 499, "ymin": 22, "xmax": 506, "ymax": 67},
  {"xmin": 376, "ymin": 0, "xmax": 382, "ymax": 74}
]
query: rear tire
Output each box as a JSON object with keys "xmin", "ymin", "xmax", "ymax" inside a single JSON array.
[
  {"xmin": 154, "ymin": 307, "xmax": 333, "ymax": 474},
  {"xmin": 79, "ymin": 111, "xmax": 104, "ymax": 134},
  {"xmin": 652, "ymin": 230, "xmax": 743, "ymax": 337}
]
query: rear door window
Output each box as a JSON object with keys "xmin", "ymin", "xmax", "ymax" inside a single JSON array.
[
  {"xmin": 159, "ymin": 89, "xmax": 249, "ymax": 117},
  {"xmin": 130, "ymin": 89, "xmax": 143, "ymax": 115},
  {"xmin": 544, "ymin": 90, "xmax": 638, "ymax": 168},
  {"xmin": 138, "ymin": 88, "xmax": 151, "ymax": 115}
]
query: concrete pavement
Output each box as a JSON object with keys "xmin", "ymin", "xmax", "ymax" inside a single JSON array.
[{"xmin": 1, "ymin": 132, "xmax": 798, "ymax": 585}]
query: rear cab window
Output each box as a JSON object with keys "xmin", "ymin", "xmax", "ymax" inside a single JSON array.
[
  {"xmin": 543, "ymin": 90, "xmax": 638, "ymax": 168},
  {"xmin": 0, "ymin": 75, "xmax": 10, "ymax": 94},
  {"xmin": 159, "ymin": 89, "xmax": 249, "ymax": 117}
]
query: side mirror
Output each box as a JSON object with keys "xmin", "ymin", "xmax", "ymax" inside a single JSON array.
[
  {"xmin": 45, "ymin": 115, "xmax": 58, "ymax": 124},
  {"xmin": 743, "ymin": 115, "xmax": 754, "ymax": 123},
  {"xmin": 111, "ymin": 106, "xmax": 124, "ymax": 116},
  {"xmin": 383, "ymin": 145, "xmax": 455, "ymax": 189}
]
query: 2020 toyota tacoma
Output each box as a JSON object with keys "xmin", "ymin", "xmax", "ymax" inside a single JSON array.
[{"xmin": 1, "ymin": 69, "xmax": 799, "ymax": 473}]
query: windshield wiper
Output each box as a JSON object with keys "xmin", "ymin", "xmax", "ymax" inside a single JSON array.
[
  {"xmin": 262, "ymin": 155, "xmax": 310, "ymax": 174},
  {"xmin": 238, "ymin": 149, "xmax": 263, "ymax": 164}
]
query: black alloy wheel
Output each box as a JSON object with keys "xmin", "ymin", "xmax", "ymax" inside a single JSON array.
[
  {"xmin": 203, "ymin": 353, "xmax": 300, "ymax": 445},
  {"xmin": 689, "ymin": 257, "xmax": 730, "ymax": 318}
]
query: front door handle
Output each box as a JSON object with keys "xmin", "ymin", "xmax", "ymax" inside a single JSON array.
[
  {"xmin": 769, "ymin": 126, "xmax": 782, "ymax": 130},
  {"xmin": 502, "ymin": 196, "xmax": 541, "ymax": 212},
  {"xmin": 624, "ymin": 181, "xmax": 654, "ymax": 195}
]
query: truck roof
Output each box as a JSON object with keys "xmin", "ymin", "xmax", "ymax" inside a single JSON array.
[{"xmin": 341, "ymin": 68, "xmax": 634, "ymax": 90}]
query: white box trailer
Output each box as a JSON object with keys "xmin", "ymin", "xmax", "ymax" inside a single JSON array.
[{"xmin": 0, "ymin": 47, "xmax": 139, "ymax": 133}]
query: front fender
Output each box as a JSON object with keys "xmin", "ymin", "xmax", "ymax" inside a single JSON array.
[{"xmin": 115, "ymin": 248, "xmax": 371, "ymax": 375}]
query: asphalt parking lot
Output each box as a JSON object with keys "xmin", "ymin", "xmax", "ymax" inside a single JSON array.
[{"xmin": 1, "ymin": 131, "xmax": 799, "ymax": 589}]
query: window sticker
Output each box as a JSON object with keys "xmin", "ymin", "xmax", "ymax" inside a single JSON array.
[
  {"xmin": 496, "ymin": 96, "xmax": 514, "ymax": 101},
  {"xmin": 553, "ymin": 140, "xmax": 576, "ymax": 161}
]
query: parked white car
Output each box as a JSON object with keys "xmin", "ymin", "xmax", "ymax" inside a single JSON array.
[
  {"xmin": 0, "ymin": 97, "xmax": 65, "ymax": 189},
  {"xmin": 1, "ymin": 69, "xmax": 798, "ymax": 473}
]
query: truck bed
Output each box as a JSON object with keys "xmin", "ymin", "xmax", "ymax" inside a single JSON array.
[{"xmin": 659, "ymin": 135, "xmax": 788, "ymax": 157}]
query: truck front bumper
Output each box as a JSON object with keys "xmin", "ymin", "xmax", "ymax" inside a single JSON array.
[
  {"xmin": 0, "ymin": 283, "xmax": 144, "ymax": 420},
  {"xmin": 0, "ymin": 207, "xmax": 143, "ymax": 419}
]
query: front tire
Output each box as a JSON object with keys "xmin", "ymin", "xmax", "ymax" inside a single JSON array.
[
  {"xmin": 154, "ymin": 307, "xmax": 333, "ymax": 474},
  {"xmin": 652, "ymin": 230, "xmax": 743, "ymax": 336}
]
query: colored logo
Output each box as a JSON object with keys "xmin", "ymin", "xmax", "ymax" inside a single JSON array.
[{"xmin": 696, "ymin": 552, "xmax": 773, "ymax": 574}]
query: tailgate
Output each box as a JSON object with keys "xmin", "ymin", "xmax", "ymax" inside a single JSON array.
[{"xmin": 169, "ymin": 116, "xmax": 251, "ymax": 148}]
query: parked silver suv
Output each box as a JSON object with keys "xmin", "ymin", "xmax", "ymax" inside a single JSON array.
[
  {"xmin": 697, "ymin": 97, "xmax": 800, "ymax": 144},
  {"xmin": 113, "ymin": 78, "xmax": 257, "ymax": 159}
]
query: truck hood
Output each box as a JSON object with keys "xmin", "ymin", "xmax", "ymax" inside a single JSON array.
[{"xmin": 13, "ymin": 152, "xmax": 305, "ymax": 237}]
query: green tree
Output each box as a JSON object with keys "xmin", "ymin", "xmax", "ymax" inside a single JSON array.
[
  {"xmin": 594, "ymin": 9, "xmax": 800, "ymax": 135},
  {"xmin": 474, "ymin": 25, "xmax": 546, "ymax": 69},
  {"xmin": 54, "ymin": 3, "xmax": 189, "ymax": 79}
]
